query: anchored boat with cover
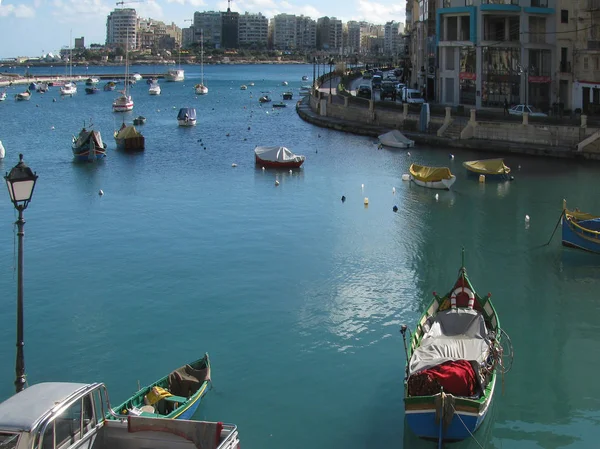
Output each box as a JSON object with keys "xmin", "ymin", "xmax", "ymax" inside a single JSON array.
[{"xmin": 401, "ymin": 250, "xmax": 513, "ymax": 443}]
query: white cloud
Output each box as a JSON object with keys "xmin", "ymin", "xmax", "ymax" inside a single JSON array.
[
  {"xmin": 51, "ymin": 0, "xmax": 112, "ymax": 21},
  {"xmin": 350, "ymin": 0, "xmax": 405, "ymax": 24},
  {"xmin": 136, "ymin": 0, "xmax": 164, "ymax": 19},
  {"xmin": 0, "ymin": 3, "xmax": 36, "ymax": 18},
  {"xmin": 166, "ymin": 0, "xmax": 205, "ymax": 6}
]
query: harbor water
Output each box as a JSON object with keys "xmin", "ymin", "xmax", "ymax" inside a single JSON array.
[{"xmin": 0, "ymin": 64, "xmax": 600, "ymax": 448}]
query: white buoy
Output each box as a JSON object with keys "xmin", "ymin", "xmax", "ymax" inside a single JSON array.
[
  {"xmin": 401, "ymin": 174, "xmax": 410, "ymax": 181},
  {"xmin": 262, "ymin": 167, "xmax": 265, "ymax": 171},
  {"xmin": 51, "ymin": 126, "xmax": 55, "ymax": 130},
  {"xmin": 525, "ymin": 214, "xmax": 530, "ymax": 223},
  {"xmin": 364, "ymin": 197, "xmax": 369, "ymax": 205},
  {"xmin": 361, "ymin": 183, "xmax": 364, "ymax": 190},
  {"xmin": 231, "ymin": 163, "xmax": 237, "ymax": 167},
  {"xmin": 98, "ymin": 190, "xmax": 104, "ymax": 196},
  {"xmin": 392, "ymin": 187, "xmax": 396, "ymax": 194},
  {"xmin": 435, "ymin": 193, "xmax": 439, "ymax": 201},
  {"xmin": 289, "ymin": 169, "xmax": 292, "ymax": 174},
  {"xmin": 479, "ymin": 174, "xmax": 485, "ymax": 183},
  {"xmin": 518, "ymin": 165, "xmax": 522, "ymax": 170},
  {"xmin": 275, "ymin": 180, "xmax": 280, "ymax": 186},
  {"xmin": 407, "ymin": 152, "xmax": 411, "ymax": 156}
]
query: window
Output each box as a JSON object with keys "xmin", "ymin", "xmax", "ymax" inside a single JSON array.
[
  {"xmin": 561, "ymin": 10, "xmax": 568, "ymax": 23},
  {"xmin": 584, "ymin": 57, "xmax": 589, "ymax": 70},
  {"xmin": 445, "ymin": 47, "xmax": 455, "ymax": 70},
  {"xmin": 531, "ymin": 0, "xmax": 548, "ymax": 6},
  {"xmin": 0, "ymin": 433, "xmax": 19, "ymax": 449}
]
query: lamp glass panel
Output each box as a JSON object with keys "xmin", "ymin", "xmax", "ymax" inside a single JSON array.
[{"xmin": 11, "ymin": 180, "xmax": 35, "ymax": 202}]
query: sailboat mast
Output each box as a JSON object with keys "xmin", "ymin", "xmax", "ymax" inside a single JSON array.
[{"xmin": 201, "ymin": 28, "xmax": 204, "ymax": 84}]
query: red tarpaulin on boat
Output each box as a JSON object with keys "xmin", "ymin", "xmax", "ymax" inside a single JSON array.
[{"xmin": 409, "ymin": 360, "xmax": 478, "ymax": 397}]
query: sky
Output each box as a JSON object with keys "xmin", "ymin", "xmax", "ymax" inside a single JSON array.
[{"xmin": 0, "ymin": 0, "xmax": 405, "ymax": 58}]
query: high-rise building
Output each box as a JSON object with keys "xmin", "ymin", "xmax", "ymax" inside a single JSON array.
[
  {"xmin": 222, "ymin": 7, "xmax": 239, "ymax": 49},
  {"xmin": 238, "ymin": 12, "xmax": 269, "ymax": 48},
  {"xmin": 316, "ymin": 16, "xmax": 343, "ymax": 52},
  {"xmin": 295, "ymin": 16, "xmax": 316, "ymax": 49},
  {"xmin": 345, "ymin": 21, "xmax": 361, "ymax": 54},
  {"xmin": 194, "ymin": 11, "xmax": 222, "ymax": 48},
  {"xmin": 74, "ymin": 37, "xmax": 85, "ymax": 49},
  {"xmin": 384, "ymin": 21, "xmax": 404, "ymax": 55},
  {"xmin": 271, "ymin": 14, "xmax": 297, "ymax": 50},
  {"xmin": 106, "ymin": 8, "xmax": 137, "ymax": 49}
]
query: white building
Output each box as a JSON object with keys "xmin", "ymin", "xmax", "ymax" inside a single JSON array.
[
  {"xmin": 346, "ymin": 21, "xmax": 362, "ymax": 54},
  {"xmin": 384, "ymin": 21, "xmax": 405, "ymax": 55},
  {"xmin": 271, "ymin": 14, "xmax": 297, "ymax": 50},
  {"xmin": 238, "ymin": 12, "xmax": 269, "ymax": 47},
  {"xmin": 106, "ymin": 8, "xmax": 138, "ymax": 49}
]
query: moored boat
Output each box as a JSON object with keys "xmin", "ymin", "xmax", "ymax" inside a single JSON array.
[
  {"xmin": 85, "ymin": 86, "xmax": 100, "ymax": 94},
  {"xmin": 133, "ymin": 115, "xmax": 146, "ymax": 125},
  {"xmin": 113, "ymin": 92, "xmax": 134, "ymax": 112},
  {"xmin": 259, "ymin": 95, "xmax": 271, "ymax": 103},
  {"xmin": 302, "ymin": 75, "xmax": 309, "ymax": 81},
  {"xmin": 149, "ymin": 82, "xmax": 161, "ymax": 95},
  {"xmin": 132, "ymin": 72, "xmax": 143, "ymax": 81},
  {"xmin": 409, "ymin": 163, "xmax": 456, "ymax": 190},
  {"xmin": 0, "ymin": 90, "xmax": 6, "ymax": 101},
  {"xmin": 240, "ymin": 84, "xmax": 248, "ymax": 90},
  {"xmin": 178, "ymin": 108, "xmax": 197, "ymax": 126},
  {"xmin": 463, "ymin": 158, "xmax": 510, "ymax": 180},
  {"xmin": 0, "ymin": 140, "xmax": 5, "ymax": 159},
  {"xmin": 272, "ymin": 102, "xmax": 287, "ymax": 108},
  {"xmin": 36, "ymin": 82, "xmax": 49, "ymax": 93},
  {"xmin": 165, "ymin": 68, "xmax": 185, "ymax": 82},
  {"xmin": 378, "ymin": 129, "xmax": 414, "ymax": 149},
  {"xmin": 14, "ymin": 90, "xmax": 31, "ymax": 101},
  {"xmin": 195, "ymin": 83, "xmax": 208, "ymax": 95},
  {"xmin": 254, "ymin": 146, "xmax": 306, "ymax": 168},
  {"xmin": 114, "ymin": 122, "xmax": 145, "ymax": 152},
  {"xmin": 85, "ymin": 76, "xmax": 100, "ymax": 85},
  {"xmin": 282, "ymin": 91, "xmax": 293, "ymax": 100},
  {"xmin": 72, "ymin": 124, "xmax": 107, "ymax": 162},
  {"xmin": 104, "ymin": 81, "xmax": 116, "ymax": 91},
  {"xmin": 108, "ymin": 353, "xmax": 211, "ymax": 420},
  {"xmin": 402, "ymin": 250, "xmax": 512, "ymax": 443},
  {"xmin": 0, "ymin": 381, "xmax": 240, "ymax": 449},
  {"xmin": 562, "ymin": 201, "xmax": 600, "ymax": 254},
  {"xmin": 60, "ymin": 82, "xmax": 77, "ymax": 96}
]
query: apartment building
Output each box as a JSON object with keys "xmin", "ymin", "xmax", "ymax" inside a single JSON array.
[
  {"xmin": 316, "ymin": 17, "xmax": 343, "ymax": 52},
  {"xmin": 238, "ymin": 12, "xmax": 269, "ymax": 47},
  {"xmin": 222, "ymin": 8, "xmax": 239, "ymax": 49},
  {"xmin": 346, "ymin": 21, "xmax": 362, "ymax": 54},
  {"xmin": 271, "ymin": 14, "xmax": 297, "ymax": 50},
  {"xmin": 296, "ymin": 15, "xmax": 317, "ymax": 49},
  {"xmin": 384, "ymin": 21, "xmax": 405, "ymax": 55},
  {"xmin": 106, "ymin": 8, "xmax": 138, "ymax": 49},
  {"xmin": 194, "ymin": 11, "xmax": 222, "ymax": 48}
]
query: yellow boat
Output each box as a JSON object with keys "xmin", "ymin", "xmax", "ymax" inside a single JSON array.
[
  {"xmin": 409, "ymin": 164, "xmax": 456, "ymax": 190},
  {"xmin": 463, "ymin": 158, "xmax": 510, "ymax": 179}
]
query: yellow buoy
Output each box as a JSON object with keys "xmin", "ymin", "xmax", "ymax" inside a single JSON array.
[
  {"xmin": 364, "ymin": 197, "xmax": 369, "ymax": 205},
  {"xmin": 479, "ymin": 174, "xmax": 485, "ymax": 183}
]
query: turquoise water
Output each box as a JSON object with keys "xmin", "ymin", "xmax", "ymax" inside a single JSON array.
[{"xmin": 1, "ymin": 64, "xmax": 600, "ymax": 448}]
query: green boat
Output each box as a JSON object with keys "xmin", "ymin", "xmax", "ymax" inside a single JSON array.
[
  {"xmin": 401, "ymin": 251, "xmax": 513, "ymax": 443},
  {"xmin": 109, "ymin": 353, "xmax": 211, "ymax": 420}
]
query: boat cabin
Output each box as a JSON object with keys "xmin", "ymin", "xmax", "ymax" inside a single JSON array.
[{"xmin": 0, "ymin": 382, "xmax": 239, "ymax": 449}]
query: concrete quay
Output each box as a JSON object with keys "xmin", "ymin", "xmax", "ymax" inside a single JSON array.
[
  {"xmin": 0, "ymin": 74, "xmax": 165, "ymax": 88},
  {"xmin": 296, "ymin": 89, "xmax": 600, "ymax": 160}
]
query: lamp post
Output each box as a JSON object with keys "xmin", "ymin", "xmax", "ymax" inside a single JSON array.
[
  {"xmin": 517, "ymin": 64, "xmax": 534, "ymax": 107},
  {"xmin": 329, "ymin": 58, "xmax": 334, "ymax": 97},
  {"xmin": 5, "ymin": 154, "xmax": 38, "ymax": 394},
  {"xmin": 312, "ymin": 56, "xmax": 316, "ymax": 88}
]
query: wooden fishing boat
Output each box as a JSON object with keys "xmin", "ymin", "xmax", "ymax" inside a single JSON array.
[
  {"xmin": 409, "ymin": 163, "xmax": 456, "ymax": 190},
  {"xmin": 0, "ymin": 381, "xmax": 240, "ymax": 449},
  {"xmin": 463, "ymin": 158, "xmax": 510, "ymax": 180},
  {"xmin": 401, "ymin": 250, "xmax": 512, "ymax": 443},
  {"xmin": 109, "ymin": 353, "xmax": 211, "ymax": 420},
  {"xmin": 562, "ymin": 201, "xmax": 600, "ymax": 254},
  {"xmin": 114, "ymin": 123, "xmax": 145, "ymax": 152},
  {"xmin": 254, "ymin": 146, "xmax": 305, "ymax": 168},
  {"xmin": 259, "ymin": 95, "xmax": 271, "ymax": 103},
  {"xmin": 72, "ymin": 123, "xmax": 107, "ymax": 162}
]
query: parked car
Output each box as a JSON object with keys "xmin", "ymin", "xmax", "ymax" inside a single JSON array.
[
  {"xmin": 508, "ymin": 104, "xmax": 548, "ymax": 117},
  {"xmin": 371, "ymin": 75, "xmax": 383, "ymax": 90},
  {"xmin": 380, "ymin": 81, "xmax": 397, "ymax": 101},
  {"xmin": 357, "ymin": 84, "xmax": 372, "ymax": 99}
]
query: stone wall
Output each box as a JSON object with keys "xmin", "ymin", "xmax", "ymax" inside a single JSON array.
[{"xmin": 472, "ymin": 121, "xmax": 590, "ymax": 148}]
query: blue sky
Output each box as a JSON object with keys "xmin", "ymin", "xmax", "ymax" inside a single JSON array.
[{"xmin": 0, "ymin": 0, "xmax": 405, "ymax": 58}]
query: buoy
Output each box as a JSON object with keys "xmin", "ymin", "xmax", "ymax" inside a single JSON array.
[
  {"xmin": 232, "ymin": 163, "xmax": 237, "ymax": 167},
  {"xmin": 289, "ymin": 169, "xmax": 292, "ymax": 174},
  {"xmin": 226, "ymin": 133, "xmax": 230, "ymax": 137},
  {"xmin": 435, "ymin": 193, "xmax": 439, "ymax": 201},
  {"xmin": 248, "ymin": 126, "xmax": 251, "ymax": 130},
  {"xmin": 393, "ymin": 205, "xmax": 398, "ymax": 212},
  {"xmin": 525, "ymin": 214, "xmax": 530, "ymax": 223},
  {"xmin": 51, "ymin": 126, "xmax": 55, "ymax": 130},
  {"xmin": 449, "ymin": 154, "xmax": 454, "ymax": 159},
  {"xmin": 510, "ymin": 176, "xmax": 515, "ymax": 181},
  {"xmin": 52, "ymin": 98, "xmax": 56, "ymax": 102},
  {"xmin": 479, "ymin": 174, "xmax": 485, "ymax": 183},
  {"xmin": 318, "ymin": 134, "xmax": 321, "ymax": 137},
  {"xmin": 407, "ymin": 152, "xmax": 411, "ymax": 156},
  {"xmin": 275, "ymin": 180, "xmax": 280, "ymax": 186},
  {"xmin": 98, "ymin": 190, "xmax": 104, "ymax": 196},
  {"xmin": 401, "ymin": 174, "xmax": 410, "ymax": 181},
  {"xmin": 364, "ymin": 197, "xmax": 369, "ymax": 205},
  {"xmin": 262, "ymin": 166, "xmax": 265, "ymax": 171},
  {"xmin": 392, "ymin": 187, "xmax": 396, "ymax": 194},
  {"xmin": 341, "ymin": 195, "xmax": 346, "ymax": 202},
  {"xmin": 361, "ymin": 183, "xmax": 364, "ymax": 190},
  {"xmin": 518, "ymin": 165, "xmax": 521, "ymax": 170}
]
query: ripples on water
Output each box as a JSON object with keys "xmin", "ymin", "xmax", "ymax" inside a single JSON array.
[{"xmin": 0, "ymin": 65, "xmax": 599, "ymax": 448}]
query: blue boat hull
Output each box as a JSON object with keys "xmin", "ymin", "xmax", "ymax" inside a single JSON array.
[
  {"xmin": 72, "ymin": 150, "xmax": 106, "ymax": 162},
  {"xmin": 562, "ymin": 218, "xmax": 600, "ymax": 254},
  {"xmin": 406, "ymin": 409, "xmax": 484, "ymax": 441}
]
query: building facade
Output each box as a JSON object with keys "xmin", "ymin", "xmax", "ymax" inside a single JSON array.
[
  {"xmin": 106, "ymin": 8, "xmax": 138, "ymax": 49},
  {"xmin": 384, "ymin": 21, "xmax": 405, "ymax": 55},
  {"xmin": 296, "ymin": 15, "xmax": 317, "ymax": 49},
  {"xmin": 238, "ymin": 12, "xmax": 269, "ymax": 47},
  {"xmin": 194, "ymin": 11, "xmax": 222, "ymax": 48},
  {"xmin": 346, "ymin": 21, "xmax": 362, "ymax": 54},
  {"xmin": 271, "ymin": 14, "xmax": 297, "ymax": 49},
  {"xmin": 222, "ymin": 8, "xmax": 239, "ymax": 49},
  {"xmin": 316, "ymin": 17, "xmax": 343, "ymax": 52}
]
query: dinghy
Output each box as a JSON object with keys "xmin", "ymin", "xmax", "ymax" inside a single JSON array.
[
  {"xmin": 409, "ymin": 163, "xmax": 456, "ymax": 190},
  {"xmin": 254, "ymin": 146, "xmax": 306, "ymax": 168},
  {"xmin": 378, "ymin": 129, "xmax": 414, "ymax": 149},
  {"xmin": 463, "ymin": 158, "xmax": 510, "ymax": 179}
]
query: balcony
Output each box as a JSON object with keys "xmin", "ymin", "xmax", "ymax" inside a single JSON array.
[{"xmin": 560, "ymin": 60, "xmax": 571, "ymax": 72}]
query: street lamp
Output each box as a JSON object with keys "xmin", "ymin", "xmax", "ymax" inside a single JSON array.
[
  {"xmin": 329, "ymin": 58, "xmax": 334, "ymax": 97},
  {"xmin": 312, "ymin": 56, "xmax": 316, "ymax": 88},
  {"xmin": 5, "ymin": 154, "xmax": 38, "ymax": 393},
  {"xmin": 517, "ymin": 64, "xmax": 534, "ymax": 107}
]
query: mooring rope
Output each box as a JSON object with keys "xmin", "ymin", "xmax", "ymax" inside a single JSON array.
[{"xmin": 451, "ymin": 404, "xmax": 486, "ymax": 449}]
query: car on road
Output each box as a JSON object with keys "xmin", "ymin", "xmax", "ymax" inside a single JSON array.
[
  {"xmin": 357, "ymin": 84, "xmax": 372, "ymax": 99},
  {"xmin": 371, "ymin": 75, "xmax": 383, "ymax": 90},
  {"xmin": 380, "ymin": 81, "xmax": 397, "ymax": 101},
  {"xmin": 508, "ymin": 104, "xmax": 548, "ymax": 117}
]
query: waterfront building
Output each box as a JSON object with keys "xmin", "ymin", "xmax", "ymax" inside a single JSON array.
[
  {"xmin": 384, "ymin": 21, "xmax": 405, "ymax": 56},
  {"xmin": 316, "ymin": 17, "xmax": 344, "ymax": 52},
  {"xmin": 270, "ymin": 14, "xmax": 298, "ymax": 50},
  {"xmin": 238, "ymin": 12, "xmax": 269, "ymax": 48},
  {"xmin": 436, "ymin": 0, "xmax": 556, "ymax": 110},
  {"xmin": 194, "ymin": 11, "xmax": 222, "ymax": 48},
  {"xmin": 106, "ymin": 8, "xmax": 138, "ymax": 49},
  {"xmin": 182, "ymin": 26, "xmax": 195, "ymax": 48},
  {"xmin": 346, "ymin": 21, "xmax": 362, "ymax": 54},
  {"xmin": 74, "ymin": 37, "xmax": 85, "ymax": 49},
  {"xmin": 222, "ymin": 7, "xmax": 239, "ymax": 49},
  {"xmin": 296, "ymin": 16, "xmax": 317, "ymax": 50},
  {"xmin": 557, "ymin": 0, "xmax": 600, "ymax": 113}
]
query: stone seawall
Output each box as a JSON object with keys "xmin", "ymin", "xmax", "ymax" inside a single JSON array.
[{"xmin": 300, "ymin": 93, "xmax": 600, "ymax": 160}]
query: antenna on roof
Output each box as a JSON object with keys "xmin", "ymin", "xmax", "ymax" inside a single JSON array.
[{"xmin": 227, "ymin": 0, "xmax": 231, "ymax": 12}]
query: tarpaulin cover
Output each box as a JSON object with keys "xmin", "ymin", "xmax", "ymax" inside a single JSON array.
[
  {"xmin": 463, "ymin": 158, "xmax": 510, "ymax": 175},
  {"xmin": 116, "ymin": 125, "xmax": 141, "ymax": 139},
  {"xmin": 409, "ymin": 163, "xmax": 452, "ymax": 182},
  {"xmin": 254, "ymin": 146, "xmax": 305, "ymax": 163},
  {"xmin": 408, "ymin": 359, "xmax": 478, "ymax": 397}
]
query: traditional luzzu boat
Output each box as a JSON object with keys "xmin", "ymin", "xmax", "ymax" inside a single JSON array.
[
  {"xmin": 409, "ymin": 163, "xmax": 456, "ymax": 190},
  {"xmin": 0, "ymin": 381, "xmax": 240, "ymax": 449},
  {"xmin": 108, "ymin": 353, "xmax": 211, "ymax": 420},
  {"xmin": 401, "ymin": 250, "xmax": 512, "ymax": 444},
  {"xmin": 463, "ymin": 158, "xmax": 510, "ymax": 180},
  {"xmin": 72, "ymin": 123, "xmax": 107, "ymax": 162},
  {"xmin": 562, "ymin": 200, "xmax": 600, "ymax": 254}
]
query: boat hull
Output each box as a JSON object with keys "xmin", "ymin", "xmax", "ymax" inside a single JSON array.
[
  {"xmin": 465, "ymin": 169, "xmax": 509, "ymax": 180},
  {"xmin": 562, "ymin": 216, "xmax": 600, "ymax": 254},
  {"xmin": 178, "ymin": 119, "xmax": 197, "ymax": 127},
  {"xmin": 115, "ymin": 136, "xmax": 145, "ymax": 152},
  {"xmin": 410, "ymin": 175, "xmax": 456, "ymax": 190},
  {"xmin": 72, "ymin": 147, "xmax": 107, "ymax": 162},
  {"xmin": 255, "ymin": 155, "xmax": 304, "ymax": 168}
]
